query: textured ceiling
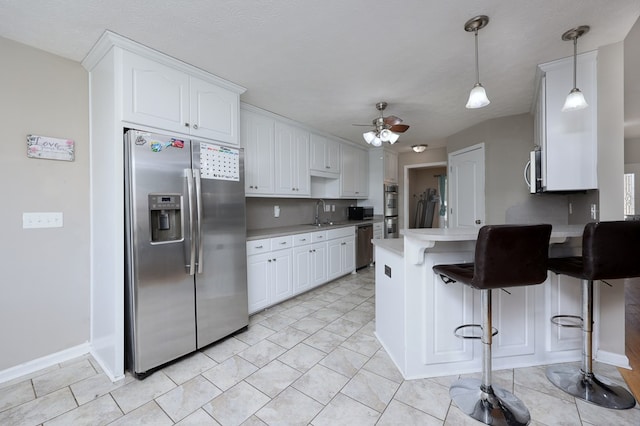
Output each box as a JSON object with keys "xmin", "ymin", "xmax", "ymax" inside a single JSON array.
[{"xmin": 1, "ymin": 1, "xmax": 639, "ymax": 151}]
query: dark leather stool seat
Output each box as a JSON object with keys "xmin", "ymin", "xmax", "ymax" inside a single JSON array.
[
  {"xmin": 546, "ymin": 221, "xmax": 640, "ymax": 410},
  {"xmin": 433, "ymin": 224, "xmax": 552, "ymax": 426}
]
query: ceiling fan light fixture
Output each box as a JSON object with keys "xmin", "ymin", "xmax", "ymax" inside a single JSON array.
[
  {"xmin": 464, "ymin": 15, "xmax": 490, "ymax": 109},
  {"xmin": 363, "ymin": 131, "xmax": 377, "ymax": 144},
  {"xmin": 379, "ymin": 128, "xmax": 399, "ymax": 143},
  {"xmin": 466, "ymin": 83, "xmax": 490, "ymax": 109},
  {"xmin": 561, "ymin": 25, "xmax": 590, "ymax": 112},
  {"xmin": 371, "ymin": 136, "xmax": 382, "ymax": 147},
  {"xmin": 412, "ymin": 144, "xmax": 427, "ymax": 153}
]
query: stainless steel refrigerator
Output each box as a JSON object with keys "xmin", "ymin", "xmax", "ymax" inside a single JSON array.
[{"xmin": 124, "ymin": 129, "xmax": 248, "ymax": 377}]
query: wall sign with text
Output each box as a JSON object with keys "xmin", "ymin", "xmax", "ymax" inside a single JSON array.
[{"xmin": 27, "ymin": 134, "xmax": 75, "ymax": 161}]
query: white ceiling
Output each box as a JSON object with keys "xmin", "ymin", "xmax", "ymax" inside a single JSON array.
[{"xmin": 1, "ymin": 1, "xmax": 639, "ymax": 151}]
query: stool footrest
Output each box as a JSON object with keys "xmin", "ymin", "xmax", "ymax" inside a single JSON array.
[
  {"xmin": 550, "ymin": 314, "xmax": 582, "ymax": 328},
  {"xmin": 454, "ymin": 324, "xmax": 498, "ymax": 340}
]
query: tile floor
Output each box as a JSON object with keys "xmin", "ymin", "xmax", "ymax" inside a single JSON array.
[{"xmin": 1, "ymin": 267, "xmax": 639, "ymax": 425}]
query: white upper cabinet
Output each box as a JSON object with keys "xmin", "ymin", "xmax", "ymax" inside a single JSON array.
[
  {"xmin": 274, "ymin": 122, "xmax": 310, "ymax": 196},
  {"xmin": 122, "ymin": 51, "xmax": 240, "ymax": 144},
  {"xmin": 241, "ymin": 110, "xmax": 275, "ymax": 195},
  {"xmin": 310, "ymin": 133, "xmax": 340, "ymax": 178},
  {"xmin": 341, "ymin": 144, "xmax": 369, "ymax": 198},
  {"xmin": 536, "ymin": 51, "xmax": 597, "ymax": 191},
  {"xmin": 383, "ymin": 150, "xmax": 398, "ymax": 183}
]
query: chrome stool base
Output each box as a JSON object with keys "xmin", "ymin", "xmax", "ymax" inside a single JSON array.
[
  {"xmin": 546, "ymin": 365, "xmax": 636, "ymax": 410},
  {"xmin": 451, "ymin": 378, "xmax": 531, "ymax": 426}
]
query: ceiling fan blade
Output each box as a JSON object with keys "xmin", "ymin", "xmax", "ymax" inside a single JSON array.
[
  {"xmin": 383, "ymin": 115, "xmax": 403, "ymax": 126},
  {"xmin": 390, "ymin": 124, "xmax": 410, "ymax": 133}
]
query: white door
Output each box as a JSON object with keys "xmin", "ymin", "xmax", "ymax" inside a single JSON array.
[{"xmin": 448, "ymin": 144, "xmax": 485, "ymax": 228}]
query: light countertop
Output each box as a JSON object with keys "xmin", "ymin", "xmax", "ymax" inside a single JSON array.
[{"xmin": 247, "ymin": 217, "xmax": 384, "ymax": 241}]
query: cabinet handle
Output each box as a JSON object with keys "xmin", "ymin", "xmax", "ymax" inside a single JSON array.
[
  {"xmin": 193, "ymin": 124, "xmax": 199, "ymax": 130},
  {"xmin": 268, "ymin": 259, "xmax": 272, "ymax": 262},
  {"xmin": 273, "ymin": 258, "xmax": 276, "ymax": 262},
  {"xmin": 255, "ymin": 245, "xmax": 263, "ymax": 249},
  {"xmin": 341, "ymin": 242, "xmax": 346, "ymax": 245},
  {"xmin": 184, "ymin": 122, "xmax": 189, "ymax": 127},
  {"xmin": 309, "ymin": 249, "xmax": 313, "ymax": 253},
  {"xmin": 326, "ymin": 166, "xmax": 330, "ymax": 169},
  {"xmin": 280, "ymin": 242, "xmax": 287, "ymax": 245},
  {"xmin": 301, "ymin": 238, "xmax": 307, "ymax": 241}
]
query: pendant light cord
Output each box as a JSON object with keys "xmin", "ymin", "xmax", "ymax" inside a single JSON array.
[
  {"xmin": 572, "ymin": 37, "xmax": 578, "ymax": 90},
  {"xmin": 474, "ymin": 29, "xmax": 480, "ymax": 84}
]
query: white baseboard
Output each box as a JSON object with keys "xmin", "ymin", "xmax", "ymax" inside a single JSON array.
[
  {"xmin": 0, "ymin": 343, "xmax": 91, "ymax": 385},
  {"xmin": 89, "ymin": 348, "xmax": 125, "ymax": 383},
  {"xmin": 595, "ymin": 349, "xmax": 631, "ymax": 369}
]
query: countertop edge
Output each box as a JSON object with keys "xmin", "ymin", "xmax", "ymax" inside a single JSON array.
[{"xmin": 247, "ymin": 218, "xmax": 384, "ymax": 240}]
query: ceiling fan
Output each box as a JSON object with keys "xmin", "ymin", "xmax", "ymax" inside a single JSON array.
[{"xmin": 354, "ymin": 101, "xmax": 410, "ymax": 146}]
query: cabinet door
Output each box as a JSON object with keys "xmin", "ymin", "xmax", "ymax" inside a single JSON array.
[
  {"xmin": 341, "ymin": 236, "xmax": 356, "ymax": 273},
  {"xmin": 241, "ymin": 110, "xmax": 275, "ymax": 195},
  {"xmin": 122, "ymin": 51, "xmax": 189, "ymax": 133},
  {"xmin": 326, "ymin": 139, "xmax": 341, "ymax": 175},
  {"xmin": 384, "ymin": 151, "xmax": 398, "ymax": 183},
  {"xmin": 492, "ymin": 286, "xmax": 536, "ymax": 358},
  {"xmin": 311, "ymin": 242, "xmax": 328, "ymax": 287},
  {"xmin": 247, "ymin": 252, "xmax": 271, "ymax": 314},
  {"xmin": 190, "ymin": 77, "xmax": 239, "ymax": 144},
  {"xmin": 546, "ymin": 274, "xmax": 582, "ymax": 352},
  {"xmin": 355, "ymin": 149, "xmax": 369, "ymax": 197},
  {"xmin": 310, "ymin": 134, "xmax": 340, "ymax": 177},
  {"xmin": 271, "ymin": 248, "xmax": 293, "ymax": 304},
  {"xmin": 340, "ymin": 145, "xmax": 358, "ymax": 197},
  {"xmin": 274, "ymin": 123, "xmax": 309, "ymax": 196},
  {"xmin": 327, "ymin": 239, "xmax": 343, "ymax": 281},
  {"xmin": 293, "ymin": 246, "xmax": 312, "ymax": 294}
]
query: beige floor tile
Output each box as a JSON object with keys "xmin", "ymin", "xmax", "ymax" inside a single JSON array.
[
  {"xmin": 326, "ymin": 300, "xmax": 358, "ymax": 313},
  {"xmin": 319, "ymin": 346, "xmax": 369, "ymax": 378},
  {"xmin": 309, "ymin": 307, "xmax": 344, "ymax": 322},
  {"xmin": 238, "ymin": 339, "xmax": 287, "ymax": 368},
  {"xmin": 109, "ymin": 400, "xmax": 173, "ymax": 426},
  {"xmin": 517, "ymin": 385, "xmax": 581, "ymax": 426},
  {"xmin": 156, "ymin": 375, "xmax": 222, "ymax": 422},
  {"xmin": 341, "ymin": 370, "xmax": 400, "ymax": 412},
  {"xmin": 0, "ymin": 387, "xmax": 77, "ymax": 426},
  {"xmin": 258, "ymin": 313, "xmax": 297, "ymax": 331},
  {"xmin": 235, "ymin": 323, "xmax": 276, "ymax": 345},
  {"xmin": 245, "ymin": 359, "xmax": 302, "ymax": 398},
  {"xmin": 340, "ymin": 331, "xmax": 381, "ymax": 357},
  {"xmin": 110, "ymin": 371, "xmax": 176, "ymax": 414},
  {"xmin": 161, "ymin": 351, "xmax": 217, "ymax": 385},
  {"xmin": 376, "ymin": 400, "xmax": 443, "ymax": 426},
  {"xmin": 70, "ymin": 372, "xmax": 133, "ymax": 405},
  {"xmin": 281, "ymin": 304, "xmax": 318, "ymax": 320},
  {"xmin": 32, "ymin": 359, "xmax": 97, "ymax": 397},
  {"xmin": 514, "ymin": 365, "xmax": 574, "ymax": 402},
  {"xmin": 341, "ymin": 308, "xmax": 375, "ymax": 326},
  {"xmin": 576, "ymin": 398, "xmax": 640, "ymax": 425},
  {"xmin": 304, "ymin": 329, "xmax": 346, "ymax": 353},
  {"xmin": 201, "ymin": 355, "xmax": 258, "ymax": 391},
  {"xmin": 278, "ymin": 343, "xmax": 327, "ymax": 372},
  {"xmin": 202, "ymin": 336, "xmax": 249, "ymax": 363},
  {"xmin": 292, "ymin": 364, "xmax": 349, "ymax": 405},
  {"xmin": 362, "ymin": 349, "xmax": 404, "ymax": 383},
  {"xmin": 256, "ymin": 387, "xmax": 323, "ymax": 425},
  {"xmin": 289, "ymin": 316, "xmax": 328, "ymax": 334},
  {"xmin": 175, "ymin": 408, "xmax": 221, "ymax": 425},
  {"xmin": 267, "ymin": 326, "xmax": 310, "ymax": 349},
  {"xmin": 394, "ymin": 378, "xmax": 452, "ymax": 420},
  {"xmin": 43, "ymin": 394, "xmax": 121, "ymax": 426},
  {"xmin": 323, "ymin": 317, "xmax": 363, "ymax": 338},
  {"xmin": 0, "ymin": 379, "xmax": 34, "ymax": 413},
  {"xmin": 241, "ymin": 415, "xmax": 268, "ymax": 425},
  {"xmin": 204, "ymin": 381, "xmax": 270, "ymax": 425},
  {"xmin": 311, "ymin": 393, "xmax": 380, "ymax": 426}
]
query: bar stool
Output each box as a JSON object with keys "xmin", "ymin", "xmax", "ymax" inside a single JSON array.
[
  {"xmin": 546, "ymin": 221, "xmax": 640, "ymax": 409},
  {"xmin": 433, "ymin": 224, "xmax": 552, "ymax": 426}
]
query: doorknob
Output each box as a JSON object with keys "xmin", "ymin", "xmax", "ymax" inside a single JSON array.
[{"xmin": 475, "ymin": 219, "xmax": 481, "ymax": 224}]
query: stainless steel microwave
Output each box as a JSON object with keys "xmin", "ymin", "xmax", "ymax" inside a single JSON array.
[{"xmin": 348, "ymin": 206, "xmax": 374, "ymax": 220}]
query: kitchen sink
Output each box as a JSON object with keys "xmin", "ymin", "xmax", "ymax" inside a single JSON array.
[{"xmin": 308, "ymin": 222, "xmax": 335, "ymax": 227}]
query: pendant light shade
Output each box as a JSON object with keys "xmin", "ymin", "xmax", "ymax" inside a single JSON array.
[
  {"xmin": 464, "ymin": 15, "xmax": 490, "ymax": 109},
  {"xmin": 561, "ymin": 25, "xmax": 590, "ymax": 112}
]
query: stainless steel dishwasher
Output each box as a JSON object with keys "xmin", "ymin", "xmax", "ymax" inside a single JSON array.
[{"xmin": 356, "ymin": 224, "xmax": 373, "ymax": 269}]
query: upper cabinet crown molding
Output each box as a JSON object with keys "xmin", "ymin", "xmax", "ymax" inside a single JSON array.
[{"xmin": 82, "ymin": 30, "xmax": 246, "ymax": 95}]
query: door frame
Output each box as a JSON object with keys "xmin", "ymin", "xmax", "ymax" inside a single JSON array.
[{"xmin": 403, "ymin": 161, "xmax": 447, "ymax": 231}]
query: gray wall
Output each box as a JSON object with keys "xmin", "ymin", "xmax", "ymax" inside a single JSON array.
[{"xmin": 0, "ymin": 37, "xmax": 90, "ymax": 371}]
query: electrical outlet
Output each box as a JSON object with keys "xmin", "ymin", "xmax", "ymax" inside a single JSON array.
[
  {"xmin": 325, "ymin": 204, "xmax": 330, "ymax": 212},
  {"xmin": 331, "ymin": 205, "xmax": 335, "ymax": 212},
  {"xmin": 274, "ymin": 205, "xmax": 280, "ymax": 218},
  {"xmin": 23, "ymin": 212, "xmax": 63, "ymax": 229}
]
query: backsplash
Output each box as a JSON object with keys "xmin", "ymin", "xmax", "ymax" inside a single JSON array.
[{"xmin": 246, "ymin": 198, "xmax": 357, "ymax": 230}]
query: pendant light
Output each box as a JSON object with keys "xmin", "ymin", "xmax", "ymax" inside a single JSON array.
[
  {"xmin": 464, "ymin": 15, "xmax": 490, "ymax": 109},
  {"xmin": 561, "ymin": 25, "xmax": 590, "ymax": 112}
]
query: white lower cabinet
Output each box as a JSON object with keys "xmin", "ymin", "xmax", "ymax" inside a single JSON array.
[
  {"xmin": 248, "ymin": 227, "xmax": 354, "ymax": 314},
  {"xmin": 327, "ymin": 227, "xmax": 356, "ymax": 281},
  {"xmin": 246, "ymin": 236, "xmax": 293, "ymax": 314}
]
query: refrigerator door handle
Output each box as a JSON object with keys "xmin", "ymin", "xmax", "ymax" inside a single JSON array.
[
  {"xmin": 194, "ymin": 169, "xmax": 204, "ymax": 274},
  {"xmin": 185, "ymin": 168, "xmax": 196, "ymax": 275}
]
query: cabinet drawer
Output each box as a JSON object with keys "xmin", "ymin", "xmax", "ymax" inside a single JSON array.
[
  {"xmin": 312, "ymin": 231, "xmax": 327, "ymax": 242},
  {"xmin": 373, "ymin": 222, "xmax": 384, "ymax": 231},
  {"xmin": 327, "ymin": 226, "xmax": 355, "ymax": 240},
  {"xmin": 247, "ymin": 238, "xmax": 270, "ymax": 255},
  {"xmin": 293, "ymin": 233, "xmax": 312, "ymax": 246},
  {"xmin": 271, "ymin": 235, "xmax": 293, "ymax": 250}
]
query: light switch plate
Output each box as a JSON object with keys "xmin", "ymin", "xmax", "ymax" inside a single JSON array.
[{"xmin": 23, "ymin": 212, "xmax": 63, "ymax": 229}]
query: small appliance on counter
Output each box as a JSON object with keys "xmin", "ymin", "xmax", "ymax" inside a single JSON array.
[{"xmin": 348, "ymin": 206, "xmax": 374, "ymax": 220}]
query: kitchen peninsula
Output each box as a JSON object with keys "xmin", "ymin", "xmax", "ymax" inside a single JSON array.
[{"xmin": 373, "ymin": 226, "xmax": 630, "ymax": 380}]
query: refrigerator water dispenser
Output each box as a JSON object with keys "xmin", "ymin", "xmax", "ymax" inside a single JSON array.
[{"xmin": 148, "ymin": 194, "xmax": 182, "ymax": 242}]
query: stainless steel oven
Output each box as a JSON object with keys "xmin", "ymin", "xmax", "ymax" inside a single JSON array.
[
  {"xmin": 384, "ymin": 216, "xmax": 398, "ymax": 238},
  {"xmin": 384, "ymin": 184, "xmax": 398, "ymax": 217}
]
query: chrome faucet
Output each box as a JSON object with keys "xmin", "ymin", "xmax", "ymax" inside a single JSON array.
[{"xmin": 314, "ymin": 199, "xmax": 326, "ymax": 225}]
